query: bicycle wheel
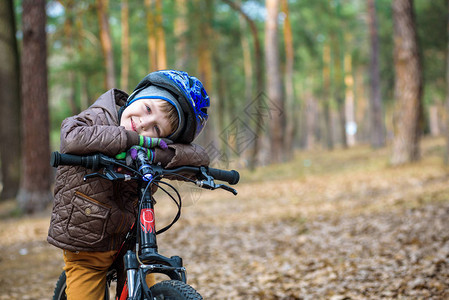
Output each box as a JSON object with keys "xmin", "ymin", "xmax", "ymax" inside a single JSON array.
[
  {"xmin": 52, "ymin": 271, "xmax": 67, "ymax": 300},
  {"xmin": 150, "ymin": 280, "xmax": 203, "ymax": 300},
  {"xmin": 52, "ymin": 271, "xmax": 110, "ymax": 300}
]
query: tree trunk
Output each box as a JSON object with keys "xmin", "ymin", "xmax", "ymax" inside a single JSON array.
[
  {"xmin": 62, "ymin": 0, "xmax": 79, "ymax": 116},
  {"xmin": 120, "ymin": 0, "xmax": 130, "ymax": 91},
  {"xmin": 214, "ymin": 50, "xmax": 228, "ymax": 155},
  {"xmin": 332, "ymin": 32, "xmax": 347, "ymax": 149},
  {"xmin": 174, "ymin": 0, "xmax": 189, "ymax": 70},
  {"xmin": 145, "ymin": 0, "xmax": 157, "ymax": 71},
  {"xmin": 391, "ymin": 0, "xmax": 423, "ymax": 165},
  {"xmin": 96, "ymin": 0, "xmax": 116, "ymax": 89},
  {"xmin": 195, "ymin": 0, "xmax": 215, "ymax": 148},
  {"xmin": 197, "ymin": 0, "xmax": 213, "ymax": 91},
  {"xmin": 265, "ymin": 0, "xmax": 284, "ymax": 163},
  {"xmin": 145, "ymin": 0, "xmax": 167, "ymax": 71},
  {"xmin": 429, "ymin": 104, "xmax": 440, "ymax": 136},
  {"xmin": 337, "ymin": 95, "xmax": 347, "ymax": 148},
  {"xmin": 355, "ymin": 67, "xmax": 370, "ymax": 143},
  {"xmin": 155, "ymin": 0, "xmax": 167, "ymax": 70},
  {"xmin": 368, "ymin": 0, "xmax": 386, "ymax": 148},
  {"xmin": 18, "ymin": 0, "xmax": 52, "ymax": 213},
  {"xmin": 445, "ymin": 0, "xmax": 449, "ymax": 164},
  {"xmin": 237, "ymin": 0, "xmax": 253, "ymax": 115},
  {"xmin": 322, "ymin": 43, "xmax": 334, "ymax": 150},
  {"xmin": 222, "ymin": 0, "xmax": 264, "ymax": 169},
  {"xmin": 0, "ymin": 0, "xmax": 21, "ymax": 201},
  {"xmin": 305, "ymin": 92, "xmax": 318, "ymax": 150},
  {"xmin": 237, "ymin": 2, "xmax": 254, "ymax": 163},
  {"xmin": 344, "ymin": 52, "xmax": 356, "ymax": 146},
  {"xmin": 281, "ymin": 0, "xmax": 295, "ymax": 160}
]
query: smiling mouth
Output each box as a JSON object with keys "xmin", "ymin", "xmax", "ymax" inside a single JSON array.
[{"xmin": 131, "ymin": 118, "xmax": 137, "ymax": 132}]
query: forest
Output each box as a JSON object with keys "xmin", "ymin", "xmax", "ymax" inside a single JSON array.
[
  {"xmin": 0, "ymin": 0, "xmax": 448, "ymax": 209},
  {"xmin": 0, "ymin": 0, "xmax": 448, "ymax": 299}
]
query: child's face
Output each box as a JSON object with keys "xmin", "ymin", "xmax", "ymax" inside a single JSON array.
[{"xmin": 120, "ymin": 99, "xmax": 172, "ymax": 138}]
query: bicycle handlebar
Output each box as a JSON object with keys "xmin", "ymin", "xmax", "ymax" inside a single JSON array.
[
  {"xmin": 50, "ymin": 152, "xmax": 103, "ymax": 169},
  {"xmin": 50, "ymin": 151, "xmax": 240, "ymax": 185},
  {"xmin": 207, "ymin": 168, "xmax": 239, "ymax": 185}
]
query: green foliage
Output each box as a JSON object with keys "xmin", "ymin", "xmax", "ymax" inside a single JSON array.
[{"xmin": 12, "ymin": 0, "xmax": 448, "ymax": 149}]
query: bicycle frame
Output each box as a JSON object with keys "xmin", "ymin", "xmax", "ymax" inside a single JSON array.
[{"xmin": 121, "ymin": 181, "xmax": 187, "ymax": 299}]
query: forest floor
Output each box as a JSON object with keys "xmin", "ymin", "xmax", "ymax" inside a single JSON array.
[{"xmin": 0, "ymin": 137, "xmax": 449, "ymax": 299}]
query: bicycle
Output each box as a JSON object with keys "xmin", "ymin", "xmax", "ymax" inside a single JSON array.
[{"xmin": 50, "ymin": 149, "xmax": 239, "ymax": 299}]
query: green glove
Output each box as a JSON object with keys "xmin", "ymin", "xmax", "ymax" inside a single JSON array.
[
  {"xmin": 115, "ymin": 146, "xmax": 155, "ymax": 164},
  {"xmin": 139, "ymin": 136, "xmax": 172, "ymax": 149},
  {"xmin": 129, "ymin": 145, "xmax": 155, "ymax": 162},
  {"xmin": 115, "ymin": 136, "xmax": 172, "ymax": 160}
]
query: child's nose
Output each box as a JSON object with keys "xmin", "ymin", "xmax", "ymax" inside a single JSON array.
[{"xmin": 140, "ymin": 115, "xmax": 153, "ymax": 129}]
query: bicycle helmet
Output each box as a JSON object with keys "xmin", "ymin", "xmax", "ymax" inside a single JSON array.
[{"xmin": 123, "ymin": 70, "xmax": 210, "ymax": 143}]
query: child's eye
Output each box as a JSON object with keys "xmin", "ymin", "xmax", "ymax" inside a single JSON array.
[
  {"xmin": 154, "ymin": 125, "xmax": 161, "ymax": 137},
  {"xmin": 146, "ymin": 105, "xmax": 151, "ymax": 113}
]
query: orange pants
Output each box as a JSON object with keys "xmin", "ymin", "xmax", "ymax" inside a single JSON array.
[{"xmin": 63, "ymin": 250, "xmax": 155, "ymax": 300}]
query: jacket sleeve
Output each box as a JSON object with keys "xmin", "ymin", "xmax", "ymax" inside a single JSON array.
[
  {"xmin": 154, "ymin": 143, "xmax": 210, "ymax": 168},
  {"xmin": 60, "ymin": 108, "xmax": 140, "ymax": 156}
]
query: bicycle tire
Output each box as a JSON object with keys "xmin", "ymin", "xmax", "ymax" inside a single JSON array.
[
  {"xmin": 149, "ymin": 280, "xmax": 203, "ymax": 300},
  {"xmin": 52, "ymin": 271, "xmax": 110, "ymax": 300},
  {"xmin": 52, "ymin": 271, "xmax": 67, "ymax": 300}
]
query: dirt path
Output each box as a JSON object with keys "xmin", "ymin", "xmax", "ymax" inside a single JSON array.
[{"xmin": 1, "ymin": 142, "xmax": 448, "ymax": 299}]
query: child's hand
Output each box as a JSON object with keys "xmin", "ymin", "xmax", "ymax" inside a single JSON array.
[
  {"xmin": 138, "ymin": 136, "xmax": 172, "ymax": 150},
  {"xmin": 115, "ymin": 146, "xmax": 155, "ymax": 164},
  {"xmin": 127, "ymin": 145, "xmax": 154, "ymax": 162},
  {"xmin": 115, "ymin": 146, "xmax": 156, "ymax": 166},
  {"xmin": 115, "ymin": 137, "xmax": 172, "ymax": 160}
]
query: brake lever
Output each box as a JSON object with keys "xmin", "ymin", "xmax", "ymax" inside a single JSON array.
[
  {"xmin": 84, "ymin": 167, "xmax": 133, "ymax": 182},
  {"xmin": 217, "ymin": 184, "xmax": 238, "ymax": 195},
  {"xmin": 195, "ymin": 179, "xmax": 238, "ymax": 196},
  {"xmin": 195, "ymin": 167, "xmax": 238, "ymax": 195}
]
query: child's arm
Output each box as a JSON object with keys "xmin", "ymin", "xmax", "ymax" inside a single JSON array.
[
  {"xmin": 60, "ymin": 109, "xmax": 140, "ymax": 156},
  {"xmin": 156, "ymin": 143, "xmax": 210, "ymax": 168}
]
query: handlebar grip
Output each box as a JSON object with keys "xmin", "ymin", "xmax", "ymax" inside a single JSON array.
[
  {"xmin": 50, "ymin": 151, "xmax": 101, "ymax": 169},
  {"xmin": 208, "ymin": 168, "xmax": 240, "ymax": 185}
]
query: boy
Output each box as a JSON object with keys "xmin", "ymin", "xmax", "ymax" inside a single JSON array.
[{"xmin": 47, "ymin": 70, "xmax": 211, "ymax": 299}]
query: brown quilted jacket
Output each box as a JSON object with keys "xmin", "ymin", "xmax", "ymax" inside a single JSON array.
[{"xmin": 47, "ymin": 89, "xmax": 209, "ymax": 252}]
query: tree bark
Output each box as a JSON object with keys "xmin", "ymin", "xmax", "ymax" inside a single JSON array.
[
  {"xmin": 445, "ymin": 0, "xmax": 449, "ymax": 164},
  {"xmin": 429, "ymin": 104, "xmax": 440, "ymax": 136},
  {"xmin": 195, "ymin": 0, "xmax": 215, "ymax": 148},
  {"xmin": 368, "ymin": 0, "xmax": 386, "ymax": 148},
  {"xmin": 18, "ymin": 0, "xmax": 52, "ymax": 213},
  {"xmin": 305, "ymin": 92, "xmax": 318, "ymax": 150},
  {"xmin": 331, "ymin": 30, "xmax": 347, "ymax": 149},
  {"xmin": 197, "ymin": 0, "xmax": 213, "ymax": 91},
  {"xmin": 265, "ymin": 0, "xmax": 284, "ymax": 163},
  {"xmin": 96, "ymin": 0, "xmax": 116, "ymax": 89},
  {"xmin": 237, "ymin": 0, "xmax": 253, "ymax": 113},
  {"xmin": 155, "ymin": 0, "xmax": 167, "ymax": 70},
  {"xmin": 62, "ymin": 0, "xmax": 79, "ymax": 116},
  {"xmin": 391, "ymin": 0, "xmax": 423, "ymax": 165},
  {"xmin": 120, "ymin": 0, "xmax": 130, "ymax": 91},
  {"xmin": 0, "ymin": 0, "xmax": 21, "ymax": 201},
  {"xmin": 174, "ymin": 0, "xmax": 189, "ymax": 70},
  {"xmin": 344, "ymin": 52, "xmax": 356, "ymax": 146},
  {"xmin": 281, "ymin": 0, "xmax": 295, "ymax": 159},
  {"xmin": 145, "ymin": 0, "xmax": 167, "ymax": 71},
  {"xmin": 145, "ymin": 0, "xmax": 157, "ymax": 71},
  {"xmin": 222, "ymin": 0, "xmax": 264, "ymax": 169},
  {"xmin": 322, "ymin": 43, "xmax": 334, "ymax": 150}
]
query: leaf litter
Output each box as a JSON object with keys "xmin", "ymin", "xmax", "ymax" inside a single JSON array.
[{"xmin": 0, "ymin": 138, "xmax": 448, "ymax": 299}]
